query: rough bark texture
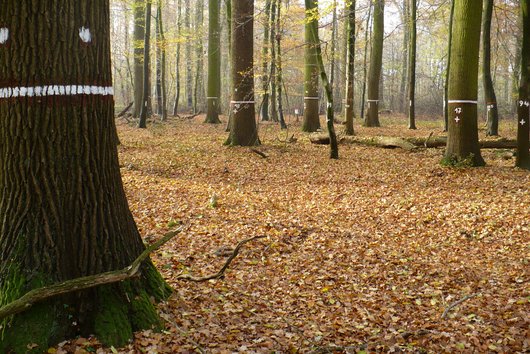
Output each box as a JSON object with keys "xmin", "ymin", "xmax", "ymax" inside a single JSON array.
[
  {"xmin": 133, "ymin": 0, "xmax": 145, "ymax": 118},
  {"xmin": 445, "ymin": 0, "xmax": 485, "ymax": 166},
  {"xmin": 482, "ymin": 0, "xmax": 499, "ymax": 136},
  {"xmin": 276, "ymin": 0, "xmax": 287, "ymax": 130},
  {"xmin": 172, "ymin": 0, "xmax": 182, "ymax": 116},
  {"xmin": 360, "ymin": 2, "xmax": 372, "ymax": 120},
  {"xmin": 365, "ymin": 0, "xmax": 384, "ymax": 127},
  {"xmin": 344, "ymin": 0, "xmax": 356, "ymax": 136},
  {"xmin": 302, "ymin": 0, "xmax": 321, "ymax": 132},
  {"xmin": 260, "ymin": 0, "xmax": 271, "ymax": 122},
  {"xmin": 0, "ymin": 2, "xmax": 171, "ymax": 352},
  {"xmin": 444, "ymin": 0, "xmax": 455, "ymax": 131},
  {"xmin": 138, "ymin": 0, "xmax": 152, "ymax": 128},
  {"xmin": 225, "ymin": 0, "xmax": 259, "ymax": 146},
  {"xmin": 205, "ymin": 0, "xmax": 222, "ymax": 123},
  {"xmin": 516, "ymin": 0, "xmax": 530, "ymax": 169}
]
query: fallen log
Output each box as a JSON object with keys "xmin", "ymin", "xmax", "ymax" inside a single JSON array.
[
  {"xmin": 309, "ymin": 134, "xmax": 518, "ymax": 149},
  {"xmin": 117, "ymin": 102, "xmax": 133, "ymax": 118}
]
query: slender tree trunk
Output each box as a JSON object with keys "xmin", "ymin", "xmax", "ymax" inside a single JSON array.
[
  {"xmin": 408, "ymin": 0, "xmax": 417, "ymax": 129},
  {"xmin": 225, "ymin": 0, "xmax": 260, "ymax": 146},
  {"xmin": 399, "ymin": 0, "xmax": 409, "ymax": 114},
  {"xmin": 205, "ymin": 0, "xmax": 222, "ymax": 123},
  {"xmin": 344, "ymin": 0, "xmax": 356, "ymax": 135},
  {"xmin": 158, "ymin": 1, "xmax": 167, "ymax": 121},
  {"xmin": 329, "ymin": 0, "xmax": 337, "ymax": 112},
  {"xmin": 138, "ymin": 0, "xmax": 153, "ymax": 128},
  {"xmin": 0, "ymin": 2, "xmax": 170, "ymax": 351},
  {"xmin": 276, "ymin": 0, "xmax": 287, "ymax": 129},
  {"xmin": 260, "ymin": 0, "xmax": 272, "ymax": 121},
  {"xmin": 365, "ymin": 0, "xmax": 384, "ymax": 127},
  {"xmin": 445, "ymin": 0, "xmax": 485, "ymax": 166},
  {"xmin": 302, "ymin": 0, "xmax": 321, "ymax": 132},
  {"xmin": 482, "ymin": 0, "xmax": 499, "ymax": 136},
  {"xmin": 224, "ymin": 0, "xmax": 234, "ymax": 132},
  {"xmin": 172, "ymin": 0, "xmax": 182, "ymax": 116},
  {"xmin": 360, "ymin": 2, "xmax": 372, "ymax": 120},
  {"xmin": 194, "ymin": 0, "xmax": 205, "ymax": 113},
  {"xmin": 444, "ymin": 0, "xmax": 455, "ymax": 131},
  {"xmin": 133, "ymin": 0, "xmax": 146, "ymax": 117},
  {"xmin": 185, "ymin": 0, "xmax": 193, "ymax": 110},
  {"xmin": 516, "ymin": 0, "xmax": 530, "ymax": 169},
  {"xmin": 305, "ymin": 0, "xmax": 339, "ymax": 158},
  {"xmin": 155, "ymin": 4, "xmax": 163, "ymax": 116},
  {"xmin": 269, "ymin": 0, "xmax": 278, "ymax": 122}
]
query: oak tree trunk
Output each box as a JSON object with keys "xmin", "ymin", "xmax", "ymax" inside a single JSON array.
[
  {"xmin": 302, "ymin": 0, "xmax": 321, "ymax": 132},
  {"xmin": 516, "ymin": 0, "xmax": 530, "ymax": 169},
  {"xmin": 0, "ymin": 1, "xmax": 171, "ymax": 352}
]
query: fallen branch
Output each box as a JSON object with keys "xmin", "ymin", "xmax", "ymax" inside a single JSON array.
[
  {"xmin": 441, "ymin": 293, "xmax": 480, "ymax": 319},
  {"xmin": 176, "ymin": 236, "xmax": 266, "ymax": 282},
  {"xmin": 177, "ymin": 111, "xmax": 202, "ymax": 120},
  {"xmin": 250, "ymin": 148, "xmax": 268, "ymax": 159},
  {"xmin": 0, "ymin": 228, "xmax": 183, "ymax": 321},
  {"xmin": 310, "ymin": 134, "xmax": 518, "ymax": 149},
  {"xmin": 117, "ymin": 102, "xmax": 134, "ymax": 118}
]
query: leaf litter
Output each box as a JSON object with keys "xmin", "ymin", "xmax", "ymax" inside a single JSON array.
[{"xmin": 54, "ymin": 116, "xmax": 528, "ymax": 353}]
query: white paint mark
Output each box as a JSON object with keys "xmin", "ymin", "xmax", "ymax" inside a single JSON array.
[
  {"xmin": 327, "ymin": 102, "xmax": 332, "ymax": 109},
  {"xmin": 79, "ymin": 27, "xmax": 92, "ymax": 43},
  {"xmin": 448, "ymin": 100, "xmax": 478, "ymax": 104},
  {"xmin": 0, "ymin": 85, "xmax": 114, "ymax": 98},
  {"xmin": 519, "ymin": 100, "xmax": 530, "ymax": 107},
  {"xmin": 521, "ymin": 119, "xmax": 526, "ymax": 126},
  {"xmin": 304, "ymin": 97, "xmax": 319, "ymax": 100},
  {"xmin": 454, "ymin": 107, "xmax": 462, "ymax": 114},
  {"xmin": 455, "ymin": 116, "xmax": 460, "ymax": 123},
  {"xmin": 0, "ymin": 28, "xmax": 8, "ymax": 44},
  {"xmin": 294, "ymin": 109, "xmax": 300, "ymax": 115}
]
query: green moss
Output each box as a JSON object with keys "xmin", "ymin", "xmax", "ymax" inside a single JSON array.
[
  {"xmin": 130, "ymin": 290, "xmax": 162, "ymax": 331},
  {"xmin": 94, "ymin": 286, "xmax": 133, "ymax": 347},
  {"xmin": 142, "ymin": 261, "xmax": 172, "ymax": 302},
  {"xmin": 440, "ymin": 153, "xmax": 476, "ymax": 168}
]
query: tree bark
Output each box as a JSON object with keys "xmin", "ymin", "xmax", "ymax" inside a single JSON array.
[
  {"xmin": 185, "ymin": 0, "xmax": 193, "ymax": 111},
  {"xmin": 516, "ymin": 0, "xmax": 530, "ymax": 169},
  {"xmin": 365, "ymin": 0, "xmax": 384, "ymax": 127},
  {"xmin": 443, "ymin": 0, "xmax": 455, "ymax": 132},
  {"xmin": 205, "ymin": 0, "xmax": 222, "ymax": 123},
  {"xmin": 133, "ymin": 0, "xmax": 146, "ymax": 118},
  {"xmin": 276, "ymin": 0, "xmax": 287, "ymax": 129},
  {"xmin": 269, "ymin": 0, "xmax": 279, "ymax": 123},
  {"xmin": 0, "ymin": 1, "xmax": 171, "ymax": 351},
  {"xmin": 260, "ymin": 0, "xmax": 272, "ymax": 122},
  {"xmin": 138, "ymin": 0, "xmax": 152, "ymax": 128},
  {"xmin": 445, "ymin": 0, "xmax": 485, "ymax": 166},
  {"xmin": 225, "ymin": 0, "xmax": 260, "ymax": 146},
  {"xmin": 193, "ymin": 0, "xmax": 205, "ymax": 113},
  {"xmin": 482, "ymin": 0, "xmax": 499, "ymax": 136},
  {"xmin": 408, "ymin": 0, "xmax": 417, "ymax": 129},
  {"xmin": 344, "ymin": 0, "xmax": 356, "ymax": 135},
  {"xmin": 360, "ymin": 2, "xmax": 372, "ymax": 120},
  {"xmin": 302, "ymin": 0, "xmax": 321, "ymax": 132},
  {"xmin": 172, "ymin": 0, "xmax": 182, "ymax": 116}
]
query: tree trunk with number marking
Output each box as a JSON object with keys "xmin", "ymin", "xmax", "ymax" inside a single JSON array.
[
  {"xmin": 225, "ymin": 0, "xmax": 259, "ymax": 146},
  {"xmin": 365, "ymin": 0, "xmax": 384, "ymax": 127},
  {"xmin": 516, "ymin": 0, "xmax": 530, "ymax": 169},
  {"xmin": 0, "ymin": 2, "xmax": 171, "ymax": 352},
  {"xmin": 302, "ymin": 0, "xmax": 321, "ymax": 132},
  {"xmin": 444, "ymin": 0, "xmax": 485, "ymax": 166}
]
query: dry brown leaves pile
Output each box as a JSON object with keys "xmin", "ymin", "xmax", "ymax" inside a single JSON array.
[{"xmin": 59, "ymin": 115, "xmax": 529, "ymax": 353}]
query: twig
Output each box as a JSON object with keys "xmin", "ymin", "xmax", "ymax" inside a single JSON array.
[
  {"xmin": 424, "ymin": 131, "xmax": 434, "ymax": 148},
  {"xmin": 0, "ymin": 228, "xmax": 184, "ymax": 321},
  {"xmin": 250, "ymin": 148, "xmax": 268, "ymax": 159},
  {"xmin": 176, "ymin": 236, "xmax": 266, "ymax": 282},
  {"xmin": 441, "ymin": 293, "xmax": 480, "ymax": 319}
]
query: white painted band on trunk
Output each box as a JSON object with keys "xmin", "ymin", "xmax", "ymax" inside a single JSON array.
[
  {"xmin": 207, "ymin": 97, "xmax": 218, "ymax": 99},
  {"xmin": 0, "ymin": 85, "xmax": 114, "ymax": 98},
  {"xmin": 304, "ymin": 97, "xmax": 319, "ymax": 100},
  {"xmin": 230, "ymin": 101, "xmax": 255, "ymax": 104},
  {"xmin": 367, "ymin": 99, "xmax": 379, "ymax": 102},
  {"xmin": 447, "ymin": 100, "xmax": 478, "ymax": 104}
]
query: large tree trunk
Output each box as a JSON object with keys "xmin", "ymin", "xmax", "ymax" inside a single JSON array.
[
  {"xmin": 302, "ymin": 0, "xmax": 321, "ymax": 132},
  {"xmin": 344, "ymin": 0, "xmax": 356, "ymax": 136},
  {"xmin": 365, "ymin": 0, "xmax": 384, "ymax": 127},
  {"xmin": 482, "ymin": 0, "xmax": 499, "ymax": 136},
  {"xmin": 407, "ymin": 0, "xmax": 417, "ymax": 129},
  {"xmin": 205, "ymin": 0, "xmax": 222, "ymax": 123},
  {"xmin": 0, "ymin": 1, "xmax": 171, "ymax": 352},
  {"xmin": 133, "ymin": 0, "xmax": 145, "ymax": 118},
  {"xmin": 516, "ymin": 0, "xmax": 530, "ymax": 169},
  {"xmin": 445, "ymin": 0, "xmax": 485, "ymax": 166},
  {"xmin": 225, "ymin": 0, "xmax": 260, "ymax": 146},
  {"xmin": 443, "ymin": 0, "xmax": 455, "ymax": 132}
]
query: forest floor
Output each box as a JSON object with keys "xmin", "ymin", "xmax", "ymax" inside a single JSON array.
[{"xmin": 61, "ymin": 114, "xmax": 528, "ymax": 353}]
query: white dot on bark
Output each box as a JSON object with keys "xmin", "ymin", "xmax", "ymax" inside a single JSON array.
[
  {"xmin": 0, "ymin": 28, "xmax": 9, "ymax": 44},
  {"xmin": 79, "ymin": 27, "xmax": 92, "ymax": 43}
]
